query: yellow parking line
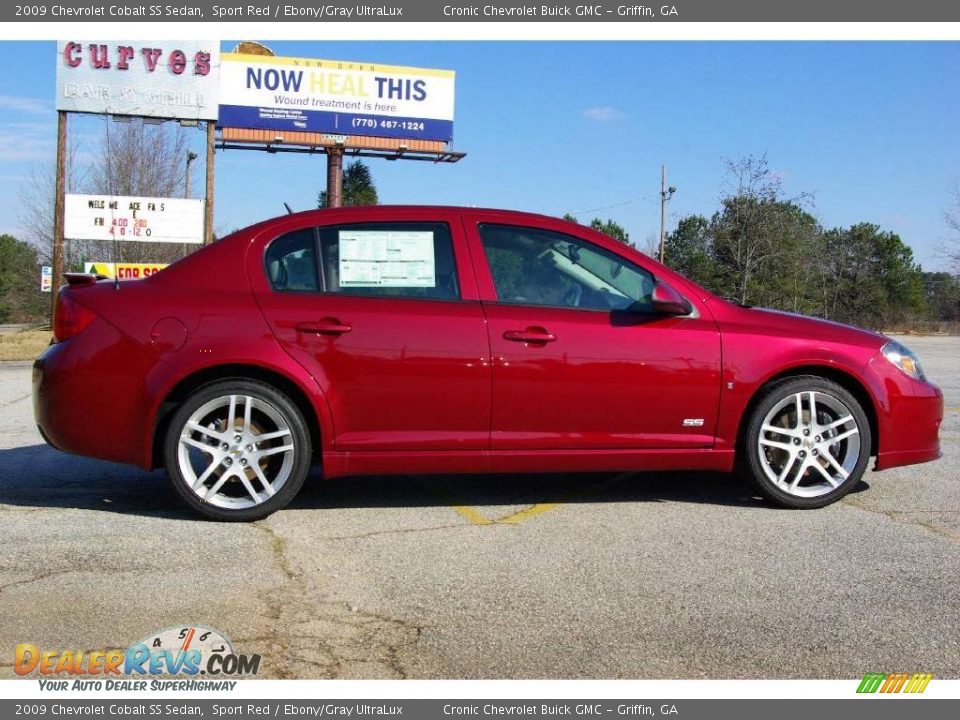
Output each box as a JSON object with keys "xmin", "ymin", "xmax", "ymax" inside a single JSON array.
[
  {"xmin": 497, "ymin": 503, "xmax": 561, "ymax": 524},
  {"xmin": 446, "ymin": 471, "xmax": 635, "ymax": 527},
  {"xmin": 944, "ymin": 407, "xmax": 960, "ymax": 413},
  {"xmin": 451, "ymin": 505, "xmax": 494, "ymax": 525}
]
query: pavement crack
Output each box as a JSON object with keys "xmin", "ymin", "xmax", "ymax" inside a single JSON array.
[
  {"xmin": 247, "ymin": 520, "xmax": 422, "ymax": 678},
  {"xmin": 841, "ymin": 500, "xmax": 960, "ymax": 542},
  {"xmin": 0, "ymin": 392, "xmax": 32, "ymax": 409},
  {"xmin": 913, "ymin": 519, "xmax": 960, "ymax": 542},
  {"xmin": 322, "ymin": 522, "xmax": 476, "ymax": 542},
  {"xmin": 0, "ymin": 571, "xmax": 67, "ymax": 593},
  {"xmin": 254, "ymin": 520, "xmax": 299, "ymax": 583}
]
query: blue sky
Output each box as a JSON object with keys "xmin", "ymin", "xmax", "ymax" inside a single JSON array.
[{"xmin": 0, "ymin": 40, "xmax": 957, "ymax": 268}]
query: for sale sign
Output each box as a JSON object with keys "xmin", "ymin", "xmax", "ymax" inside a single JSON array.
[
  {"xmin": 65, "ymin": 194, "xmax": 204, "ymax": 244},
  {"xmin": 83, "ymin": 262, "xmax": 168, "ymax": 280}
]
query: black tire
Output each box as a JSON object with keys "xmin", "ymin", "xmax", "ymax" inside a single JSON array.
[
  {"xmin": 740, "ymin": 375, "xmax": 872, "ymax": 509},
  {"xmin": 164, "ymin": 379, "xmax": 311, "ymax": 521}
]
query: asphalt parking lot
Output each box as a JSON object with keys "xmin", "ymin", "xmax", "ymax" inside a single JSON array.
[{"xmin": 1, "ymin": 335, "xmax": 958, "ymax": 680}]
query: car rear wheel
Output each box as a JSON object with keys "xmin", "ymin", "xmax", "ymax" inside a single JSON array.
[
  {"xmin": 164, "ymin": 379, "xmax": 311, "ymax": 521},
  {"xmin": 742, "ymin": 376, "xmax": 871, "ymax": 509}
]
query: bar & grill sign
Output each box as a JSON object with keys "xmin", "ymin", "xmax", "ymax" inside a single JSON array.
[{"xmin": 55, "ymin": 41, "xmax": 220, "ymax": 120}]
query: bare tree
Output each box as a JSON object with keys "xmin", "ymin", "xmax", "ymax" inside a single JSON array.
[
  {"xmin": 713, "ymin": 154, "xmax": 815, "ymax": 306},
  {"xmin": 18, "ymin": 118, "xmax": 197, "ymax": 270},
  {"xmin": 86, "ymin": 119, "xmax": 195, "ymax": 264},
  {"xmin": 639, "ymin": 231, "xmax": 660, "ymax": 258},
  {"xmin": 18, "ymin": 140, "xmax": 89, "ymax": 270},
  {"xmin": 945, "ymin": 184, "xmax": 960, "ymax": 272}
]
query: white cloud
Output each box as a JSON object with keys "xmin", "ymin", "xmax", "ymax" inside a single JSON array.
[
  {"xmin": 0, "ymin": 128, "xmax": 53, "ymax": 162},
  {"xmin": 583, "ymin": 105, "xmax": 627, "ymax": 122},
  {"xmin": 0, "ymin": 94, "xmax": 50, "ymax": 116}
]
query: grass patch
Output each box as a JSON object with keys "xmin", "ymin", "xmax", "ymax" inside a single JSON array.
[
  {"xmin": 883, "ymin": 321, "xmax": 960, "ymax": 336},
  {"xmin": 0, "ymin": 330, "xmax": 52, "ymax": 361}
]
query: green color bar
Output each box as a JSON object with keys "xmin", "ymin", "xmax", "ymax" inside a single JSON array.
[{"xmin": 857, "ymin": 673, "xmax": 886, "ymax": 693}]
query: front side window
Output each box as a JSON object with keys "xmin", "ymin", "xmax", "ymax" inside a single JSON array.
[
  {"xmin": 478, "ymin": 224, "xmax": 655, "ymax": 312},
  {"xmin": 264, "ymin": 222, "xmax": 460, "ymax": 300}
]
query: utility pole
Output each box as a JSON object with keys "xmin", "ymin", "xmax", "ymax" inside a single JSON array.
[
  {"xmin": 326, "ymin": 146, "xmax": 344, "ymax": 208},
  {"xmin": 658, "ymin": 164, "xmax": 676, "ymax": 264},
  {"xmin": 183, "ymin": 150, "xmax": 198, "ymax": 259},
  {"xmin": 51, "ymin": 110, "xmax": 67, "ymax": 327},
  {"xmin": 203, "ymin": 121, "xmax": 215, "ymax": 244},
  {"xmin": 185, "ymin": 150, "xmax": 197, "ymax": 198}
]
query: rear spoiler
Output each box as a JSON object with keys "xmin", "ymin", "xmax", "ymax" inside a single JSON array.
[{"xmin": 63, "ymin": 272, "xmax": 109, "ymax": 287}]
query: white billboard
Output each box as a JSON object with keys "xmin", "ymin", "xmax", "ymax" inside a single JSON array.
[
  {"xmin": 65, "ymin": 194, "xmax": 204, "ymax": 244},
  {"xmin": 55, "ymin": 41, "xmax": 220, "ymax": 121},
  {"xmin": 218, "ymin": 53, "xmax": 455, "ymax": 142}
]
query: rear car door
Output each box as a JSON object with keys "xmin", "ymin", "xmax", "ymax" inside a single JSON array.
[
  {"xmin": 464, "ymin": 216, "xmax": 722, "ymax": 450},
  {"xmin": 252, "ymin": 210, "xmax": 491, "ymax": 452}
]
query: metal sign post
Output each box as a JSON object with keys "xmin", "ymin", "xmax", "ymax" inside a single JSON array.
[{"xmin": 326, "ymin": 147, "xmax": 344, "ymax": 208}]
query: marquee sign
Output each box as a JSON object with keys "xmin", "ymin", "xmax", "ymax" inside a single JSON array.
[
  {"xmin": 55, "ymin": 41, "xmax": 220, "ymax": 120},
  {"xmin": 65, "ymin": 194, "xmax": 204, "ymax": 244}
]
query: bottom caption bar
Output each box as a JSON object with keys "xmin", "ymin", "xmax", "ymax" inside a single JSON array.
[{"xmin": 4, "ymin": 700, "xmax": 958, "ymax": 720}]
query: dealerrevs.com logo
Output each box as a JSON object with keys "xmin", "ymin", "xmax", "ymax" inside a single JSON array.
[{"xmin": 15, "ymin": 625, "xmax": 260, "ymax": 691}]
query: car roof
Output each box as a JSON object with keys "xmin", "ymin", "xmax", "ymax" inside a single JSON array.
[{"xmin": 250, "ymin": 205, "xmax": 572, "ymax": 230}]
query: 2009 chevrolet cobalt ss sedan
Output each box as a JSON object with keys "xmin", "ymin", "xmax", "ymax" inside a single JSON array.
[{"xmin": 33, "ymin": 207, "xmax": 942, "ymax": 520}]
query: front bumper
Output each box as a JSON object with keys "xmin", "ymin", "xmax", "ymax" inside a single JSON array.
[{"xmin": 867, "ymin": 355, "xmax": 943, "ymax": 471}]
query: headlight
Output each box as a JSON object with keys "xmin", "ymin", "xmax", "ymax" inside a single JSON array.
[{"xmin": 881, "ymin": 340, "xmax": 926, "ymax": 381}]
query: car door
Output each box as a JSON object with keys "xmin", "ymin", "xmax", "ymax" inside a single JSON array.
[
  {"xmin": 252, "ymin": 210, "xmax": 491, "ymax": 452},
  {"xmin": 464, "ymin": 216, "xmax": 722, "ymax": 450}
]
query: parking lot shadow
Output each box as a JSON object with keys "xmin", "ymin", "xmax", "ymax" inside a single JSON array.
[{"xmin": 0, "ymin": 443, "xmax": 868, "ymax": 519}]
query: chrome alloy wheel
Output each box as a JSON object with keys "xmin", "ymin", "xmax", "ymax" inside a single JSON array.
[
  {"xmin": 757, "ymin": 390, "xmax": 861, "ymax": 498},
  {"xmin": 177, "ymin": 394, "xmax": 295, "ymax": 510}
]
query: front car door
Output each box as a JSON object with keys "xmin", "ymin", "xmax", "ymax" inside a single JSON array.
[
  {"xmin": 251, "ymin": 209, "xmax": 491, "ymax": 452},
  {"xmin": 463, "ymin": 215, "xmax": 722, "ymax": 450}
]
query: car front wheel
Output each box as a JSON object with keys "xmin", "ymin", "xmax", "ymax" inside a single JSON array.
[
  {"xmin": 164, "ymin": 379, "xmax": 311, "ymax": 521},
  {"xmin": 742, "ymin": 376, "xmax": 872, "ymax": 509}
]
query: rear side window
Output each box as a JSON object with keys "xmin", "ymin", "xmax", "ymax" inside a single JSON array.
[
  {"xmin": 265, "ymin": 221, "xmax": 460, "ymax": 301},
  {"xmin": 264, "ymin": 228, "xmax": 320, "ymax": 292}
]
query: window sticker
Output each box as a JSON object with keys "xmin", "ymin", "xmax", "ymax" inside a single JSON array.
[{"xmin": 338, "ymin": 230, "xmax": 437, "ymax": 287}]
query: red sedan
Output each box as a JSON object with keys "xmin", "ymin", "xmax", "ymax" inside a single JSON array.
[{"xmin": 33, "ymin": 207, "xmax": 942, "ymax": 521}]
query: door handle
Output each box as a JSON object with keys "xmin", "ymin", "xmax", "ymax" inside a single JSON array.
[
  {"xmin": 295, "ymin": 318, "xmax": 352, "ymax": 336},
  {"xmin": 503, "ymin": 328, "xmax": 557, "ymax": 344}
]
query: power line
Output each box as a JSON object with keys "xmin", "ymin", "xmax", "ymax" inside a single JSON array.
[{"xmin": 568, "ymin": 194, "xmax": 659, "ymax": 216}]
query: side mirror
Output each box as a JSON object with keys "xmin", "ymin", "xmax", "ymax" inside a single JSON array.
[{"xmin": 651, "ymin": 281, "xmax": 693, "ymax": 316}]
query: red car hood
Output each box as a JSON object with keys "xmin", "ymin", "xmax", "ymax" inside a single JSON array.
[{"xmin": 721, "ymin": 303, "xmax": 889, "ymax": 352}]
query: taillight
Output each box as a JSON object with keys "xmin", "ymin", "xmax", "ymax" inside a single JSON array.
[{"xmin": 53, "ymin": 291, "xmax": 96, "ymax": 342}]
